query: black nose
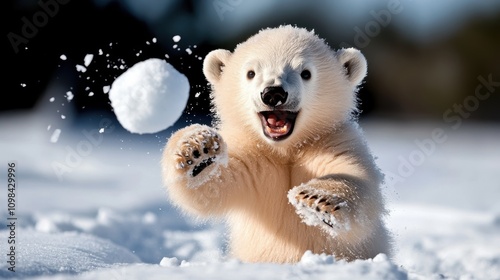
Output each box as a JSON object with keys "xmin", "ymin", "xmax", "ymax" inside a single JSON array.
[{"xmin": 261, "ymin": 86, "xmax": 288, "ymax": 107}]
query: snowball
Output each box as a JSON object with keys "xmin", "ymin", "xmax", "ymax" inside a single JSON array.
[{"xmin": 108, "ymin": 58, "xmax": 189, "ymax": 134}]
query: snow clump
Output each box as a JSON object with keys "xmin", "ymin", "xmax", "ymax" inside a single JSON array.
[{"xmin": 108, "ymin": 58, "xmax": 190, "ymax": 134}]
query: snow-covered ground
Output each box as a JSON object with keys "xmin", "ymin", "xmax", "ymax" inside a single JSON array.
[{"xmin": 1, "ymin": 106, "xmax": 499, "ymax": 279}]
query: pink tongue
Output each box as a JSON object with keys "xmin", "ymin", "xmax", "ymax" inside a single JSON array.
[{"xmin": 267, "ymin": 114, "xmax": 285, "ymax": 127}]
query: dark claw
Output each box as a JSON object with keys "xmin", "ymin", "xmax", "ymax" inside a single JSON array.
[
  {"xmin": 310, "ymin": 195, "xmax": 318, "ymax": 200},
  {"xmin": 318, "ymin": 198, "xmax": 327, "ymax": 203},
  {"xmin": 298, "ymin": 191, "xmax": 306, "ymax": 195},
  {"xmin": 333, "ymin": 205, "xmax": 341, "ymax": 211},
  {"xmin": 322, "ymin": 219, "xmax": 334, "ymax": 228},
  {"xmin": 191, "ymin": 157, "xmax": 215, "ymax": 177},
  {"xmin": 203, "ymin": 147, "xmax": 209, "ymax": 154}
]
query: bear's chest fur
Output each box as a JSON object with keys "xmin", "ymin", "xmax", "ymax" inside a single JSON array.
[{"xmin": 222, "ymin": 142, "xmax": 337, "ymax": 263}]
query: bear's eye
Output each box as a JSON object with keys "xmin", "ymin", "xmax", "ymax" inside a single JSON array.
[
  {"xmin": 300, "ymin": 70, "xmax": 311, "ymax": 80},
  {"xmin": 247, "ymin": 70, "xmax": 255, "ymax": 80}
]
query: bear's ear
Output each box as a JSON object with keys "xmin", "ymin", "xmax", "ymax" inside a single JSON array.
[
  {"xmin": 336, "ymin": 48, "xmax": 367, "ymax": 86},
  {"xmin": 203, "ymin": 49, "xmax": 232, "ymax": 84}
]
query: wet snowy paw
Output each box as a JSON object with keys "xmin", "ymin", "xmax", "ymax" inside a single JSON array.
[
  {"xmin": 173, "ymin": 125, "xmax": 227, "ymax": 178},
  {"xmin": 288, "ymin": 185, "xmax": 350, "ymax": 234}
]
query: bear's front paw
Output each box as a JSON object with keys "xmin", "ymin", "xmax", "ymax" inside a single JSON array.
[
  {"xmin": 173, "ymin": 125, "xmax": 227, "ymax": 179},
  {"xmin": 288, "ymin": 185, "xmax": 350, "ymax": 235}
]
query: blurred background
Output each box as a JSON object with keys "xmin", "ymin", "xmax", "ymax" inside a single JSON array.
[{"xmin": 4, "ymin": 0, "xmax": 500, "ymax": 126}]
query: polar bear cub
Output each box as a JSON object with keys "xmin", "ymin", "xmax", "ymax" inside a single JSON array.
[{"xmin": 161, "ymin": 25, "xmax": 391, "ymax": 263}]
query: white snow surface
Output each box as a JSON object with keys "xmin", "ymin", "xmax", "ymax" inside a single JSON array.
[
  {"xmin": 0, "ymin": 108, "xmax": 499, "ymax": 279},
  {"xmin": 0, "ymin": 230, "xmax": 140, "ymax": 278},
  {"xmin": 108, "ymin": 58, "xmax": 189, "ymax": 134}
]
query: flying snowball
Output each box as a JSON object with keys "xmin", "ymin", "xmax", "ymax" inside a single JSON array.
[{"xmin": 109, "ymin": 58, "xmax": 190, "ymax": 134}]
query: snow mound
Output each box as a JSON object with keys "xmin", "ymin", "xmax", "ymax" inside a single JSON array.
[
  {"xmin": 42, "ymin": 251, "xmax": 407, "ymax": 280},
  {"xmin": 108, "ymin": 58, "xmax": 190, "ymax": 134},
  {"xmin": 0, "ymin": 230, "xmax": 140, "ymax": 278}
]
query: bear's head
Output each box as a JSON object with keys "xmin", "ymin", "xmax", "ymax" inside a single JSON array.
[{"xmin": 203, "ymin": 25, "xmax": 367, "ymax": 149}]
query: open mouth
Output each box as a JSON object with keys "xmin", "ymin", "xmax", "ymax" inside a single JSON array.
[{"xmin": 258, "ymin": 111, "xmax": 298, "ymax": 141}]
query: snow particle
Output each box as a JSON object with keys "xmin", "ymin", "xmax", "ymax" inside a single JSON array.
[
  {"xmin": 76, "ymin": 65, "xmax": 87, "ymax": 73},
  {"xmin": 152, "ymin": 37, "xmax": 157, "ymax": 43},
  {"xmin": 89, "ymin": 92, "xmax": 94, "ymax": 97},
  {"xmin": 50, "ymin": 129, "xmax": 61, "ymax": 143},
  {"xmin": 61, "ymin": 115, "xmax": 66, "ymax": 119},
  {"xmin": 103, "ymin": 85, "xmax": 110, "ymax": 94},
  {"xmin": 160, "ymin": 257, "xmax": 180, "ymax": 267},
  {"xmin": 185, "ymin": 48, "xmax": 192, "ymax": 55},
  {"xmin": 142, "ymin": 212, "xmax": 157, "ymax": 224},
  {"xmin": 84, "ymin": 54, "xmax": 94, "ymax": 67},
  {"xmin": 65, "ymin": 91, "xmax": 74, "ymax": 102},
  {"xmin": 20, "ymin": 83, "xmax": 27, "ymax": 87},
  {"xmin": 60, "ymin": 54, "xmax": 67, "ymax": 60},
  {"xmin": 172, "ymin": 35, "xmax": 181, "ymax": 42},
  {"xmin": 299, "ymin": 250, "xmax": 335, "ymax": 266}
]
